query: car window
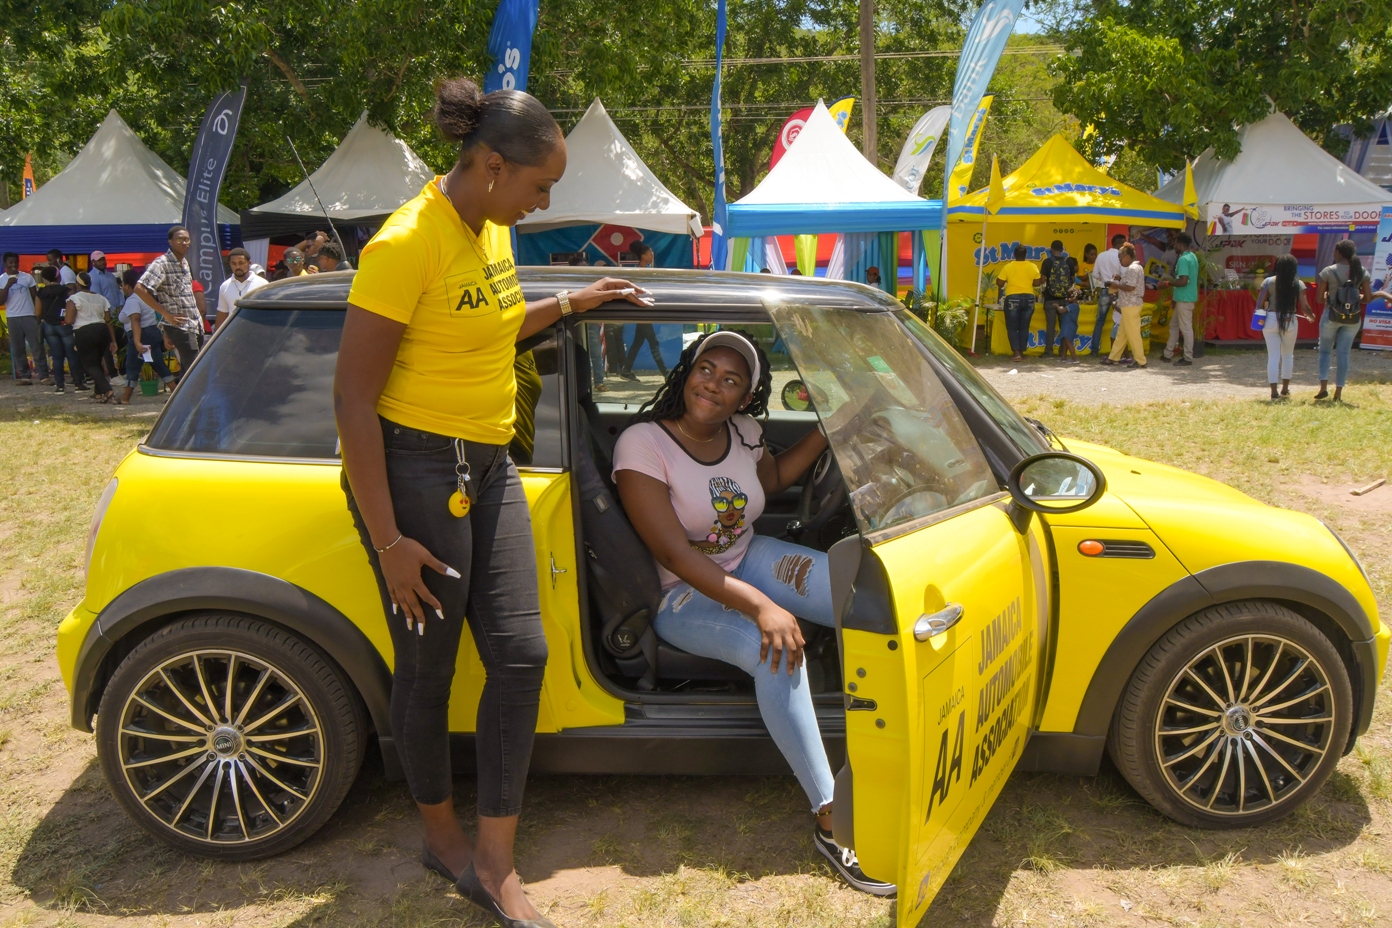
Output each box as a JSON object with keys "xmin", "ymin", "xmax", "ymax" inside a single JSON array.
[
  {"xmin": 580, "ymin": 320, "xmax": 801, "ymax": 411},
  {"xmin": 767, "ymin": 303, "xmax": 998, "ymax": 538},
  {"xmin": 896, "ymin": 310, "xmax": 1050, "ymax": 456},
  {"xmin": 513, "ymin": 331, "xmax": 563, "ymax": 468},
  {"xmin": 147, "ymin": 308, "xmax": 341, "ymax": 458}
]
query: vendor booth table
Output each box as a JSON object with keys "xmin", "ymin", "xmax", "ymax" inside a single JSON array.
[{"xmin": 946, "ymin": 135, "xmax": 1186, "ymax": 355}]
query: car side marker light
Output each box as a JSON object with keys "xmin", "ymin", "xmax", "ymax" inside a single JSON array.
[{"xmin": 1078, "ymin": 540, "xmax": 1105, "ymax": 557}]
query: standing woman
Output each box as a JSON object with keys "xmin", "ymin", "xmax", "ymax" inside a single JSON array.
[
  {"xmin": 1313, "ymin": 238, "xmax": 1371, "ymax": 401},
  {"xmin": 1258, "ymin": 254, "xmax": 1315, "ymax": 400},
  {"xmin": 66, "ymin": 271, "xmax": 116, "ymax": 402},
  {"xmin": 1102, "ymin": 243, "xmax": 1147, "ymax": 368},
  {"xmin": 334, "ymin": 77, "xmax": 646, "ymax": 927}
]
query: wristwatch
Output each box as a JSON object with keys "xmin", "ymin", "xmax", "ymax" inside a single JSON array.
[{"xmin": 556, "ymin": 290, "xmax": 572, "ymax": 317}]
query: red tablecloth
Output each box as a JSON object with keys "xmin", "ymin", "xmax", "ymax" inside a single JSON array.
[{"xmin": 1199, "ymin": 286, "xmax": 1320, "ymax": 341}]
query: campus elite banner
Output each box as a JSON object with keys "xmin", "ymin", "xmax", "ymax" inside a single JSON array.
[
  {"xmin": 709, "ymin": 0, "xmax": 730, "ymax": 270},
  {"xmin": 945, "ymin": 95, "xmax": 992, "ymax": 201},
  {"xmin": 892, "ymin": 105, "xmax": 950, "ymax": 195},
  {"xmin": 484, "ymin": 0, "xmax": 539, "ymax": 92},
  {"xmin": 182, "ymin": 87, "xmax": 246, "ymax": 303},
  {"xmin": 1204, "ymin": 202, "xmax": 1383, "ymax": 235},
  {"xmin": 1364, "ymin": 205, "xmax": 1392, "ymax": 350}
]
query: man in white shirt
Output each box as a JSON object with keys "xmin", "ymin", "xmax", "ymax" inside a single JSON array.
[
  {"xmin": 46, "ymin": 248, "xmax": 78, "ymax": 293},
  {"xmin": 215, "ymin": 247, "xmax": 268, "ymax": 329},
  {"xmin": 1088, "ymin": 233, "xmax": 1127, "ymax": 356},
  {"xmin": 1, "ymin": 252, "xmax": 45, "ymax": 384}
]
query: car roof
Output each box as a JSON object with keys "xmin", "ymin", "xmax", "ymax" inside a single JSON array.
[{"xmin": 237, "ymin": 266, "xmax": 904, "ymax": 319}]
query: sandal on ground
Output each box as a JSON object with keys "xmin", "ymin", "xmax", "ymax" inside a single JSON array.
[
  {"xmin": 96, "ymin": 392, "xmax": 113, "ymax": 404},
  {"xmin": 1314, "ymin": 390, "xmax": 1330, "ymax": 400},
  {"xmin": 455, "ymin": 863, "xmax": 556, "ymax": 928},
  {"xmin": 421, "ymin": 841, "xmax": 460, "ymax": 884}
]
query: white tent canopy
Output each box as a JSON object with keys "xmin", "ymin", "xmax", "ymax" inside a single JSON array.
[
  {"xmin": 0, "ymin": 109, "xmax": 237, "ymax": 250},
  {"xmin": 518, "ymin": 98, "xmax": 701, "ymax": 237},
  {"xmin": 726, "ymin": 100, "xmax": 940, "ymax": 237},
  {"xmin": 1156, "ymin": 110, "xmax": 1392, "ymax": 231},
  {"xmin": 242, "ymin": 112, "xmax": 434, "ymax": 236}
]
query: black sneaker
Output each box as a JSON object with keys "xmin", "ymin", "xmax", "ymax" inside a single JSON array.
[
  {"xmin": 814, "ymin": 827, "xmax": 896, "ymax": 897},
  {"xmin": 1175, "ymin": 357, "xmax": 1193, "ymax": 366}
]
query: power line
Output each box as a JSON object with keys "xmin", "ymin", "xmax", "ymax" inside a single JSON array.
[
  {"xmin": 547, "ymin": 96, "xmax": 1054, "ymax": 116},
  {"xmin": 547, "ymin": 44, "xmax": 1063, "ymax": 78}
]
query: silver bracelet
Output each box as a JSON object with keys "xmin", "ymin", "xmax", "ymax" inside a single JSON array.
[{"xmin": 374, "ymin": 533, "xmax": 404, "ymax": 554}]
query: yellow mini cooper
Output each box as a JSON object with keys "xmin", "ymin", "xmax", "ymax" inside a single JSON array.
[{"xmin": 59, "ymin": 269, "xmax": 1385, "ymax": 925}]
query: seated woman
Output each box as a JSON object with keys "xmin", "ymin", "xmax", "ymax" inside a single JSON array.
[{"xmin": 613, "ymin": 331, "xmax": 894, "ymax": 897}]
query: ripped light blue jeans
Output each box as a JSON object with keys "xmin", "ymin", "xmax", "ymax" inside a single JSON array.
[{"xmin": 653, "ymin": 535, "xmax": 836, "ymax": 811}]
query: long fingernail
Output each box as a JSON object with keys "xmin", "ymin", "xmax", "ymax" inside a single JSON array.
[
  {"xmin": 435, "ymin": 608, "xmax": 445, "ymax": 620},
  {"xmin": 391, "ymin": 603, "xmax": 397, "ymax": 615},
  {"xmin": 445, "ymin": 566, "xmax": 461, "ymax": 579},
  {"xmin": 406, "ymin": 616, "xmax": 413, "ymax": 630},
  {"xmin": 418, "ymin": 621, "xmax": 425, "ymax": 636}
]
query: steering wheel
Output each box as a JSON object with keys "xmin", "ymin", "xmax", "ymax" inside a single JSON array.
[{"xmin": 791, "ymin": 449, "xmax": 847, "ymax": 542}]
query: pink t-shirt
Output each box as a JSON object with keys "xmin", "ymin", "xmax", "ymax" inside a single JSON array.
[{"xmin": 613, "ymin": 416, "xmax": 766, "ymax": 590}]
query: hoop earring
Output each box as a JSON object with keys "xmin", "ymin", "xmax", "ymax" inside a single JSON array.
[{"xmin": 488, "ymin": 179, "xmax": 495, "ymax": 193}]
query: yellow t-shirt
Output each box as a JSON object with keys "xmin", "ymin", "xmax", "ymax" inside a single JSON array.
[
  {"xmin": 998, "ymin": 261, "xmax": 1041, "ymax": 297},
  {"xmin": 349, "ymin": 178, "xmax": 526, "ymax": 444}
]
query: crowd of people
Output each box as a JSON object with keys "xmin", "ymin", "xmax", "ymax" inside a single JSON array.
[
  {"xmin": 0, "ymin": 226, "xmax": 357, "ymax": 401},
  {"xmin": 991, "ymin": 232, "xmax": 1373, "ymax": 401}
]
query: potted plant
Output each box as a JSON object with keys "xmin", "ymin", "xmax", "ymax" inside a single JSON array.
[{"xmin": 139, "ymin": 361, "xmax": 160, "ymax": 397}]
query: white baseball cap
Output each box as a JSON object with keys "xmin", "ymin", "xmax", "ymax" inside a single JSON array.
[{"xmin": 694, "ymin": 331, "xmax": 760, "ymax": 387}]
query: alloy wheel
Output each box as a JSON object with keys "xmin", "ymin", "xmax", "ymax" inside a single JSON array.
[
  {"xmin": 1154, "ymin": 634, "xmax": 1335, "ymax": 816},
  {"xmin": 116, "ymin": 649, "xmax": 324, "ymax": 844}
]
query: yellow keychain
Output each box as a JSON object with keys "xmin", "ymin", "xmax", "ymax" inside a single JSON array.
[{"xmin": 449, "ymin": 439, "xmax": 472, "ymax": 518}]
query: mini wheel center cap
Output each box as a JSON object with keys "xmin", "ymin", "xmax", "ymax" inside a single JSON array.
[
  {"xmin": 210, "ymin": 727, "xmax": 243, "ymax": 758},
  {"xmin": 1223, "ymin": 706, "xmax": 1252, "ymax": 736}
]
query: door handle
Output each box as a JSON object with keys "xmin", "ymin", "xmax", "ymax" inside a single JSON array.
[
  {"xmin": 914, "ymin": 603, "xmax": 964, "ymax": 641},
  {"xmin": 549, "ymin": 554, "xmax": 567, "ymax": 590}
]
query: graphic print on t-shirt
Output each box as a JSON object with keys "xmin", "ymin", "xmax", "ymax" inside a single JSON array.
[
  {"xmin": 447, "ymin": 257, "xmax": 523, "ymax": 318},
  {"xmin": 694, "ymin": 475, "xmax": 749, "ymax": 554}
]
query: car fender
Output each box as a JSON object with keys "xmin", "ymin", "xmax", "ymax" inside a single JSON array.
[
  {"xmin": 1025, "ymin": 561, "xmax": 1377, "ymax": 775},
  {"xmin": 71, "ymin": 567, "xmax": 394, "ymax": 766}
]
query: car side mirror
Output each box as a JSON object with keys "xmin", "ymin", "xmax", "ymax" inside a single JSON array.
[
  {"xmin": 1007, "ymin": 452, "xmax": 1107, "ymax": 514},
  {"xmin": 781, "ymin": 379, "xmax": 812, "ymax": 412}
]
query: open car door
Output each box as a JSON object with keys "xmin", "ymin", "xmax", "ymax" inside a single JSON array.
[{"xmin": 770, "ymin": 303, "xmax": 1044, "ymax": 924}]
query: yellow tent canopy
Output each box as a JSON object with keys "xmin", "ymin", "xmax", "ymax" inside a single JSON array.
[{"xmin": 947, "ymin": 135, "xmax": 1186, "ymax": 228}]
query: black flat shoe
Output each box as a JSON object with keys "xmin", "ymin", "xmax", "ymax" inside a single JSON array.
[
  {"xmin": 455, "ymin": 862, "xmax": 557, "ymax": 928},
  {"xmin": 421, "ymin": 841, "xmax": 459, "ymax": 883}
]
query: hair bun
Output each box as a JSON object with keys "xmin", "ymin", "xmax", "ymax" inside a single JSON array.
[{"xmin": 434, "ymin": 77, "xmax": 484, "ymax": 143}]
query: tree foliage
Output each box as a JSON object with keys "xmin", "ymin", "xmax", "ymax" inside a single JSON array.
[{"xmin": 1044, "ymin": 0, "xmax": 1392, "ymax": 169}]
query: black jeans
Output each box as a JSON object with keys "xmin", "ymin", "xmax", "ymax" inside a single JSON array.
[
  {"xmin": 344, "ymin": 418, "xmax": 548, "ymax": 814},
  {"xmin": 161, "ymin": 324, "xmax": 204, "ymax": 375},
  {"xmin": 623, "ymin": 323, "xmax": 668, "ymax": 374},
  {"xmin": 1002, "ymin": 295, "xmax": 1035, "ymax": 354},
  {"xmin": 1042, "ymin": 298, "xmax": 1069, "ymax": 353},
  {"xmin": 73, "ymin": 322, "xmax": 112, "ymax": 396},
  {"xmin": 42, "ymin": 322, "xmax": 84, "ymax": 388}
]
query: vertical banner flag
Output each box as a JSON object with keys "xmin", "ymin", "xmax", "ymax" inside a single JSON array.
[
  {"xmin": 484, "ymin": 0, "xmax": 539, "ymax": 92},
  {"xmin": 1364, "ymin": 204, "xmax": 1392, "ymax": 350},
  {"xmin": 941, "ymin": 0, "xmax": 1023, "ymax": 197},
  {"xmin": 182, "ymin": 86, "xmax": 246, "ymax": 305},
  {"xmin": 771, "ymin": 97, "xmax": 854, "ymax": 169},
  {"xmin": 891, "ymin": 105, "xmax": 950, "ymax": 195},
  {"xmin": 709, "ymin": 0, "xmax": 730, "ymax": 271},
  {"xmin": 946, "ymin": 95, "xmax": 993, "ymax": 201},
  {"xmin": 21, "ymin": 154, "xmax": 35, "ymax": 198}
]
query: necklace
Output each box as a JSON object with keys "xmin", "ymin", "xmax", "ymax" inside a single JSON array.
[{"xmin": 676, "ymin": 418, "xmax": 721, "ymax": 443}]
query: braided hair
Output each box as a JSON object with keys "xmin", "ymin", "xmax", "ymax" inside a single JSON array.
[
  {"xmin": 1272, "ymin": 253, "xmax": 1300, "ymax": 331},
  {"xmin": 628, "ymin": 330, "xmax": 772, "ymax": 451}
]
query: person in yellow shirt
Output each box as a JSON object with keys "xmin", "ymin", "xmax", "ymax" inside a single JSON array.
[
  {"xmin": 995, "ymin": 243, "xmax": 1042, "ymax": 361},
  {"xmin": 334, "ymin": 76, "xmax": 646, "ymax": 927}
]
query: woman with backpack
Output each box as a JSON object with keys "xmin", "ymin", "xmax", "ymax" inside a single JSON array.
[
  {"xmin": 1313, "ymin": 239, "xmax": 1371, "ymax": 401},
  {"xmin": 1257, "ymin": 254, "xmax": 1315, "ymax": 400}
]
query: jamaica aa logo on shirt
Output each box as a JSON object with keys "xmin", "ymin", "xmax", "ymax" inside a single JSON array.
[{"xmin": 446, "ymin": 272, "xmax": 494, "ymax": 318}]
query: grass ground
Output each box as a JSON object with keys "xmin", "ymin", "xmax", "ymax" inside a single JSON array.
[{"xmin": 0, "ymin": 388, "xmax": 1388, "ymax": 927}]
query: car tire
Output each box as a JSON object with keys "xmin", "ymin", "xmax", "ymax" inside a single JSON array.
[
  {"xmin": 1108, "ymin": 601, "xmax": 1352, "ymax": 829},
  {"xmin": 95, "ymin": 612, "xmax": 364, "ymax": 860}
]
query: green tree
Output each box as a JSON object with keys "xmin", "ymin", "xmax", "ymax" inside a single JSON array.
[{"xmin": 1043, "ymin": 0, "xmax": 1392, "ymax": 168}]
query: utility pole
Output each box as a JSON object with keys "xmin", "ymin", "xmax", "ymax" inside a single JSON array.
[{"xmin": 859, "ymin": 0, "xmax": 876, "ymax": 161}]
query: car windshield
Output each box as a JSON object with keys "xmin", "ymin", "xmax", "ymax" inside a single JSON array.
[
  {"xmin": 146, "ymin": 308, "xmax": 341, "ymax": 459},
  {"xmin": 895, "ymin": 310, "xmax": 1051, "ymax": 456},
  {"xmin": 767, "ymin": 303, "xmax": 997, "ymax": 538}
]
